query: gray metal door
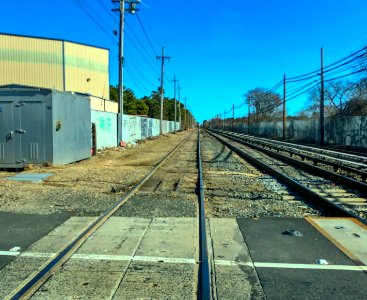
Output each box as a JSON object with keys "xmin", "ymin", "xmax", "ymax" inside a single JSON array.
[
  {"xmin": 18, "ymin": 100, "xmax": 45, "ymax": 163},
  {"xmin": 0, "ymin": 101, "xmax": 19, "ymax": 164}
]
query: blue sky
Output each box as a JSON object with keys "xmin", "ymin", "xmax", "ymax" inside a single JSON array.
[{"xmin": 1, "ymin": 0, "xmax": 367, "ymax": 122}]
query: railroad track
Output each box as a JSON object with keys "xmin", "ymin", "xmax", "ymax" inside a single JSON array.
[
  {"xmin": 206, "ymin": 129, "xmax": 367, "ymax": 224},
  {"xmin": 216, "ymin": 130, "xmax": 367, "ymax": 182},
  {"xmin": 223, "ymin": 130, "xmax": 367, "ymax": 164},
  {"xmin": 211, "ymin": 130, "xmax": 367, "ymax": 195},
  {"xmin": 5, "ymin": 129, "xmax": 212, "ymax": 300}
]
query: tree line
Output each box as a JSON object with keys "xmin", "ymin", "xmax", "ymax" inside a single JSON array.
[
  {"xmin": 243, "ymin": 76, "xmax": 367, "ymax": 122},
  {"xmin": 110, "ymin": 85, "xmax": 193, "ymax": 127}
]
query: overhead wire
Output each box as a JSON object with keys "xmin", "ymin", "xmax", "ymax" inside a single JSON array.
[
  {"xmin": 72, "ymin": 1, "xmax": 180, "ymax": 99},
  {"xmin": 125, "ymin": 20, "xmax": 159, "ymax": 67},
  {"xmin": 287, "ymin": 46, "xmax": 367, "ymax": 81},
  {"xmin": 124, "ymin": 50, "xmax": 158, "ymax": 88},
  {"xmin": 135, "ymin": 14, "xmax": 158, "ymax": 57},
  {"xmin": 125, "ymin": 63, "xmax": 151, "ymax": 95},
  {"xmin": 76, "ymin": 0, "xmax": 115, "ymax": 31},
  {"xmin": 324, "ymin": 68, "xmax": 367, "ymax": 83},
  {"xmin": 97, "ymin": 0, "xmax": 119, "ymax": 22},
  {"xmin": 71, "ymin": 0, "xmax": 118, "ymax": 43}
]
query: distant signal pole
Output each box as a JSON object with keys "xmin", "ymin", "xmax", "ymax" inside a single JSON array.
[
  {"xmin": 157, "ymin": 46, "xmax": 170, "ymax": 135},
  {"xmin": 172, "ymin": 76, "xmax": 178, "ymax": 132},
  {"xmin": 178, "ymin": 85, "xmax": 182, "ymax": 129},
  {"xmin": 232, "ymin": 103, "xmax": 234, "ymax": 132},
  {"xmin": 112, "ymin": 0, "xmax": 140, "ymax": 144},
  {"xmin": 320, "ymin": 47, "xmax": 325, "ymax": 146},
  {"xmin": 184, "ymin": 97, "xmax": 188, "ymax": 130},
  {"xmin": 283, "ymin": 74, "xmax": 287, "ymax": 140}
]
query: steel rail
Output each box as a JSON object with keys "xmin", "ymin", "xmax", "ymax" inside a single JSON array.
[
  {"xmin": 212, "ymin": 130, "xmax": 367, "ymax": 196},
  {"xmin": 225, "ymin": 130, "xmax": 367, "ymax": 165},
  {"xmin": 6, "ymin": 133, "xmax": 194, "ymax": 300},
  {"xmin": 218, "ymin": 131, "xmax": 367, "ymax": 183},
  {"xmin": 206, "ymin": 130, "xmax": 367, "ymax": 225},
  {"xmin": 197, "ymin": 128, "xmax": 212, "ymax": 300},
  {"xmin": 227, "ymin": 131, "xmax": 367, "ymax": 174}
]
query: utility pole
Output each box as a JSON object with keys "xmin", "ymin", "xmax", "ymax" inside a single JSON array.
[
  {"xmin": 112, "ymin": 0, "xmax": 140, "ymax": 144},
  {"xmin": 320, "ymin": 47, "xmax": 325, "ymax": 146},
  {"xmin": 247, "ymin": 101, "xmax": 250, "ymax": 134},
  {"xmin": 283, "ymin": 74, "xmax": 287, "ymax": 141},
  {"xmin": 172, "ymin": 76, "xmax": 178, "ymax": 132},
  {"xmin": 232, "ymin": 104, "xmax": 234, "ymax": 132},
  {"xmin": 157, "ymin": 46, "xmax": 170, "ymax": 135},
  {"xmin": 184, "ymin": 97, "xmax": 187, "ymax": 130},
  {"xmin": 223, "ymin": 110, "xmax": 226, "ymax": 130},
  {"xmin": 178, "ymin": 85, "xmax": 182, "ymax": 129}
]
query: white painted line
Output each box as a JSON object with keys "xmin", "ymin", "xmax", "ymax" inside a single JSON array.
[
  {"xmin": 214, "ymin": 260, "xmax": 367, "ymax": 271},
  {"xmin": 73, "ymin": 254, "xmax": 195, "ymax": 264},
  {"xmin": 253, "ymin": 262, "xmax": 367, "ymax": 271},
  {"xmin": 9, "ymin": 246, "xmax": 21, "ymax": 252},
  {"xmin": 0, "ymin": 250, "xmax": 20, "ymax": 256},
  {"xmin": 21, "ymin": 252, "xmax": 53, "ymax": 258},
  {"xmin": 72, "ymin": 253, "xmax": 132, "ymax": 261},
  {"xmin": 1, "ymin": 251, "xmax": 366, "ymax": 271},
  {"xmin": 0, "ymin": 251, "xmax": 196, "ymax": 264},
  {"xmin": 133, "ymin": 256, "xmax": 196, "ymax": 264},
  {"xmin": 214, "ymin": 260, "xmax": 253, "ymax": 267}
]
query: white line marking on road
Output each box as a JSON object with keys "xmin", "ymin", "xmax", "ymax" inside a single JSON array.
[
  {"xmin": 0, "ymin": 251, "xmax": 20, "ymax": 256},
  {"xmin": 133, "ymin": 256, "xmax": 196, "ymax": 264},
  {"xmin": 1, "ymin": 251, "xmax": 365, "ymax": 271},
  {"xmin": 214, "ymin": 260, "xmax": 367, "ymax": 271},
  {"xmin": 253, "ymin": 262, "xmax": 367, "ymax": 271}
]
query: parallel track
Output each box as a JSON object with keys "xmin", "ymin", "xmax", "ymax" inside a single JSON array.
[
  {"xmin": 6, "ymin": 130, "xmax": 212, "ymax": 300},
  {"xmin": 212, "ymin": 130, "xmax": 367, "ymax": 196},
  {"xmin": 223, "ymin": 130, "xmax": 367, "ymax": 164},
  {"xmin": 206, "ymin": 129, "xmax": 367, "ymax": 225}
]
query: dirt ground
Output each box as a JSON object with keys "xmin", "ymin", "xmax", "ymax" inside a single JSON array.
[{"xmin": 0, "ymin": 131, "xmax": 191, "ymax": 215}]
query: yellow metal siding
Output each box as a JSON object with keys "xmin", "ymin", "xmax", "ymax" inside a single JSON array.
[
  {"xmin": 104, "ymin": 100, "xmax": 118, "ymax": 113},
  {"xmin": 0, "ymin": 34, "xmax": 63, "ymax": 90},
  {"xmin": 64, "ymin": 42, "xmax": 109, "ymax": 99},
  {"xmin": 90, "ymin": 96, "xmax": 104, "ymax": 111},
  {"xmin": 90, "ymin": 96, "xmax": 118, "ymax": 113},
  {"xmin": 0, "ymin": 34, "xmax": 109, "ymax": 100}
]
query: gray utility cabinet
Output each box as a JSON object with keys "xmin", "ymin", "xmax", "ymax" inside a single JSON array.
[{"xmin": 0, "ymin": 85, "xmax": 91, "ymax": 168}]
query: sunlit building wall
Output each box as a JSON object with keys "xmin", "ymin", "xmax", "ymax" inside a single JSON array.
[{"xmin": 0, "ymin": 33, "xmax": 109, "ymax": 99}]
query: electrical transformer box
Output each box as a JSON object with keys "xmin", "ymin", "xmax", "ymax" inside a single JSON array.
[{"xmin": 0, "ymin": 85, "xmax": 91, "ymax": 168}]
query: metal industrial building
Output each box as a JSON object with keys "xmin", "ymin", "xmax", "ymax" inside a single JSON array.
[
  {"xmin": 0, "ymin": 33, "xmax": 109, "ymax": 99},
  {"xmin": 0, "ymin": 85, "xmax": 91, "ymax": 168}
]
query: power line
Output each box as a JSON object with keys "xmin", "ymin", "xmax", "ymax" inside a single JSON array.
[
  {"xmin": 97, "ymin": 0, "xmax": 119, "ymax": 22},
  {"xmin": 124, "ymin": 52, "xmax": 158, "ymax": 88},
  {"xmin": 287, "ymin": 82, "xmax": 320, "ymax": 102},
  {"xmin": 71, "ymin": 0, "xmax": 117, "ymax": 43},
  {"xmin": 287, "ymin": 46, "xmax": 367, "ymax": 81},
  {"xmin": 125, "ymin": 63, "xmax": 151, "ymax": 95},
  {"xmin": 324, "ymin": 68, "xmax": 367, "ymax": 83},
  {"xmin": 287, "ymin": 80, "xmax": 318, "ymax": 98},
  {"xmin": 124, "ymin": 34, "xmax": 160, "ymax": 75},
  {"xmin": 77, "ymin": 0, "xmax": 115, "ymax": 32},
  {"xmin": 323, "ymin": 53, "xmax": 366, "ymax": 75},
  {"xmin": 125, "ymin": 20, "xmax": 159, "ymax": 66},
  {"xmin": 136, "ymin": 14, "xmax": 158, "ymax": 57}
]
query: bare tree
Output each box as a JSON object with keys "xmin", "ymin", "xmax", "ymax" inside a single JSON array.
[
  {"xmin": 245, "ymin": 88, "xmax": 282, "ymax": 121},
  {"xmin": 303, "ymin": 77, "xmax": 367, "ymax": 117}
]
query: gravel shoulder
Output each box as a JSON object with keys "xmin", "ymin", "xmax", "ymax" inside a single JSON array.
[
  {"xmin": 0, "ymin": 131, "xmax": 191, "ymax": 216},
  {"xmin": 201, "ymin": 131, "xmax": 321, "ymax": 218}
]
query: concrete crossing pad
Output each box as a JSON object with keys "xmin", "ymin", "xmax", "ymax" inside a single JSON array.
[
  {"xmin": 208, "ymin": 218, "xmax": 265, "ymax": 299},
  {"xmin": 307, "ymin": 217, "xmax": 367, "ymax": 265},
  {"xmin": 4, "ymin": 216, "xmax": 364, "ymax": 299},
  {"xmin": 237, "ymin": 217, "xmax": 367, "ymax": 300}
]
